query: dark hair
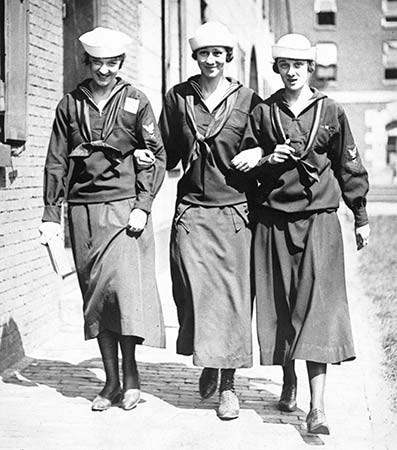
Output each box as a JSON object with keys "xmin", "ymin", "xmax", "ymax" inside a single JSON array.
[
  {"xmin": 83, "ymin": 52, "xmax": 126, "ymax": 69},
  {"xmin": 273, "ymin": 59, "xmax": 315, "ymax": 74},
  {"xmin": 192, "ymin": 47, "xmax": 234, "ymax": 63}
]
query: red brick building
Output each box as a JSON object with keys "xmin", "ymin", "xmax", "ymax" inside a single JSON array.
[{"xmin": 269, "ymin": 0, "xmax": 397, "ymax": 187}]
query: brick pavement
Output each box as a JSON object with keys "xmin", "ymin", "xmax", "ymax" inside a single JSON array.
[{"xmin": 0, "ymin": 210, "xmax": 396, "ymax": 449}]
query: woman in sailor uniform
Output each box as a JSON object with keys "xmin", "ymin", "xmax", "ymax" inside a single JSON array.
[
  {"xmin": 39, "ymin": 27, "xmax": 166, "ymax": 412},
  {"xmin": 236, "ymin": 33, "xmax": 370, "ymax": 434}
]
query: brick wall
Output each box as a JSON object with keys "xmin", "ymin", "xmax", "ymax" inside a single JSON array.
[
  {"xmin": 271, "ymin": 0, "xmax": 395, "ymax": 183},
  {"xmin": 282, "ymin": 0, "xmax": 383, "ymax": 91},
  {"xmin": 98, "ymin": 0, "xmax": 140, "ymax": 88},
  {"xmin": 0, "ymin": 0, "xmax": 276, "ymax": 372},
  {"xmin": 0, "ymin": 0, "xmax": 64, "ymax": 371}
]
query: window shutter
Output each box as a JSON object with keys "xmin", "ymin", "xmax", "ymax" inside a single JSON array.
[{"xmin": 4, "ymin": 0, "xmax": 29, "ymax": 143}]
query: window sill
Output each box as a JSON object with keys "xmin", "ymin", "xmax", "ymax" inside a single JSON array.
[
  {"xmin": 314, "ymin": 24, "xmax": 337, "ymax": 31},
  {"xmin": 383, "ymin": 79, "xmax": 397, "ymax": 85},
  {"xmin": 381, "ymin": 19, "xmax": 397, "ymax": 28}
]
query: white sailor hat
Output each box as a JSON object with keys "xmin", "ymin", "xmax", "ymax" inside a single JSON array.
[
  {"xmin": 188, "ymin": 21, "xmax": 234, "ymax": 52},
  {"xmin": 272, "ymin": 34, "xmax": 316, "ymax": 61},
  {"xmin": 79, "ymin": 27, "xmax": 132, "ymax": 58}
]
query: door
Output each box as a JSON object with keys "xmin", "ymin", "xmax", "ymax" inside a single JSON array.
[
  {"xmin": 63, "ymin": 0, "xmax": 97, "ymax": 94},
  {"xmin": 62, "ymin": 0, "xmax": 97, "ymax": 245}
]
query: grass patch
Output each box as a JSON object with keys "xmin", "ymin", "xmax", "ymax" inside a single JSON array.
[{"xmin": 357, "ymin": 215, "xmax": 397, "ymax": 409}]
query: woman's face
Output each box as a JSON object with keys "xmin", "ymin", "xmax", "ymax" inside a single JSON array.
[
  {"xmin": 276, "ymin": 58, "xmax": 310, "ymax": 92},
  {"xmin": 88, "ymin": 56, "xmax": 122, "ymax": 89},
  {"xmin": 196, "ymin": 46, "xmax": 227, "ymax": 79}
]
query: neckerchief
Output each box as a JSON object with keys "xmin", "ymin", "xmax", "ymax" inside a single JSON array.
[
  {"xmin": 270, "ymin": 97, "xmax": 324, "ymax": 185},
  {"xmin": 183, "ymin": 77, "xmax": 241, "ymax": 174},
  {"xmin": 69, "ymin": 80, "xmax": 129, "ymax": 164}
]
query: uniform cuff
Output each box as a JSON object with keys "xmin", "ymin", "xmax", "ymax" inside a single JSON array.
[
  {"xmin": 42, "ymin": 206, "xmax": 62, "ymax": 223},
  {"xmin": 353, "ymin": 205, "xmax": 368, "ymax": 227},
  {"xmin": 257, "ymin": 155, "xmax": 270, "ymax": 167},
  {"xmin": 134, "ymin": 194, "xmax": 154, "ymax": 214}
]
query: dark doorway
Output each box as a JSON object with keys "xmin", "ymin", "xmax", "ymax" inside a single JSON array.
[
  {"xmin": 62, "ymin": 0, "xmax": 98, "ymax": 247},
  {"xmin": 63, "ymin": 0, "xmax": 98, "ymax": 94}
]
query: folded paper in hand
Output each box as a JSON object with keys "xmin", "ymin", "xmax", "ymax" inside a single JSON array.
[{"xmin": 47, "ymin": 236, "xmax": 73, "ymax": 278}]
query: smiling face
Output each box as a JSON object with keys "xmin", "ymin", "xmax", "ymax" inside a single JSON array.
[
  {"xmin": 276, "ymin": 58, "xmax": 310, "ymax": 92},
  {"xmin": 88, "ymin": 56, "xmax": 123, "ymax": 90},
  {"xmin": 196, "ymin": 46, "xmax": 228, "ymax": 80}
]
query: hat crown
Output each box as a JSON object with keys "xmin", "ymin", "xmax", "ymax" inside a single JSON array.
[
  {"xmin": 79, "ymin": 27, "xmax": 132, "ymax": 58},
  {"xmin": 276, "ymin": 34, "xmax": 312, "ymax": 51},
  {"xmin": 272, "ymin": 33, "xmax": 316, "ymax": 61},
  {"xmin": 189, "ymin": 21, "xmax": 234, "ymax": 51}
]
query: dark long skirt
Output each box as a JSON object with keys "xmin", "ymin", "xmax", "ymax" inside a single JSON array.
[
  {"xmin": 170, "ymin": 203, "xmax": 253, "ymax": 368},
  {"xmin": 254, "ymin": 208, "xmax": 355, "ymax": 365},
  {"xmin": 68, "ymin": 199, "xmax": 165, "ymax": 348}
]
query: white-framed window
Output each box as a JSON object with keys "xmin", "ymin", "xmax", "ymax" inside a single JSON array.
[
  {"xmin": 314, "ymin": 0, "xmax": 337, "ymax": 26},
  {"xmin": 315, "ymin": 42, "xmax": 337, "ymax": 81},
  {"xmin": 386, "ymin": 122, "xmax": 397, "ymax": 171},
  {"xmin": 382, "ymin": 0, "xmax": 397, "ymax": 27},
  {"xmin": 383, "ymin": 40, "xmax": 397, "ymax": 80}
]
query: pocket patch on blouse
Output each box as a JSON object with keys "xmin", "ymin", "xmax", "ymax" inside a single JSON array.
[{"xmin": 124, "ymin": 98, "xmax": 140, "ymax": 114}]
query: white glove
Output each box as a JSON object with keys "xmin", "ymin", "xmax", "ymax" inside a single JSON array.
[
  {"xmin": 231, "ymin": 147, "xmax": 263, "ymax": 172},
  {"xmin": 39, "ymin": 222, "xmax": 62, "ymax": 245},
  {"xmin": 127, "ymin": 209, "xmax": 148, "ymax": 233},
  {"xmin": 268, "ymin": 140, "xmax": 297, "ymax": 164},
  {"xmin": 134, "ymin": 149, "xmax": 155, "ymax": 169}
]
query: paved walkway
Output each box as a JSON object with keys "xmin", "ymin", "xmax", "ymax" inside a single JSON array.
[{"xmin": 1, "ymin": 209, "xmax": 397, "ymax": 449}]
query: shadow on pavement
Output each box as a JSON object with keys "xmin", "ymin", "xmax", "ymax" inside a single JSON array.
[
  {"xmin": 2, "ymin": 358, "xmax": 104, "ymax": 400},
  {"xmin": 0, "ymin": 317, "xmax": 26, "ymax": 372},
  {"xmin": 3, "ymin": 357, "xmax": 324, "ymax": 446},
  {"xmin": 137, "ymin": 361, "xmax": 324, "ymax": 446}
]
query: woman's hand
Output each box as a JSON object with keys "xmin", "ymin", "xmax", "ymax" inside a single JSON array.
[
  {"xmin": 231, "ymin": 147, "xmax": 263, "ymax": 172},
  {"xmin": 134, "ymin": 149, "xmax": 155, "ymax": 169},
  {"xmin": 127, "ymin": 208, "xmax": 148, "ymax": 233},
  {"xmin": 268, "ymin": 142, "xmax": 296, "ymax": 165},
  {"xmin": 39, "ymin": 222, "xmax": 62, "ymax": 245},
  {"xmin": 355, "ymin": 223, "xmax": 370, "ymax": 251}
]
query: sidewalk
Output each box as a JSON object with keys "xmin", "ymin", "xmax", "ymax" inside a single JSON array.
[{"xmin": 0, "ymin": 213, "xmax": 396, "ymax": 450}]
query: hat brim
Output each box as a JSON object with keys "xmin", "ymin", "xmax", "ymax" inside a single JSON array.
[
  {"xmin": 272, "ymin": 46, "xmax": 316, "ymax": 61},
  {"xmin": 189, "ymin": 37, "xmax": 234, "ymax": 52},
  {"xmin": 81, "ymin": 43, "xmax": 126, "ymax": 58}
]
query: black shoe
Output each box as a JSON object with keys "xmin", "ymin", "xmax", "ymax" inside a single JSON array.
[
  {"xmin": 199, "ymin": 368, "xmax": 219, "ymax": 399},
  {"xmin": 278, "ymin": 384, "xmax": 297, "ymax": 412}
]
